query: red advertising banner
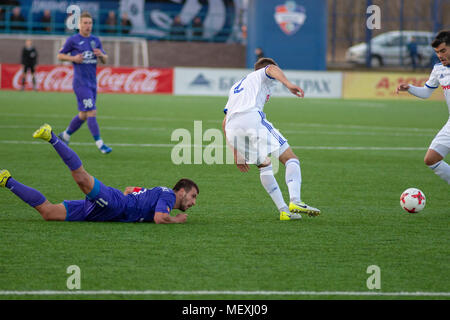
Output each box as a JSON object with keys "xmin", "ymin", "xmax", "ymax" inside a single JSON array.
[{"xmin": 0, "ymin": 64, "xmax": 173, "ymax": 94}]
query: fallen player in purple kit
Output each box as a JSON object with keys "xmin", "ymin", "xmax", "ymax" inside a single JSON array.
[{"xmin": 0, "ymin": 124, "xmax": 198, "ymax": 224}]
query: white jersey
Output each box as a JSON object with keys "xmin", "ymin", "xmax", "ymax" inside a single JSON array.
[
  {"xmin": 426, "ymin": 63, "xmax": 450, "ymax": 117},
  {"xmin": 224, "ymin": 66, "xmax": 276, "ymax": 119},
  {"xmin": 424, "ymin": 63, "xmax": 450, "ymax": 157}
]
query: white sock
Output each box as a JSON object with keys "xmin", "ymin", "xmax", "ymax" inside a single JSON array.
[
  {"xmin": 259, "ymin": 165, "xmax": 288, "ymax": 211},
  {"xmin": 429, "ymin": 160, "xmax": 450, "ymax": 184},
  {"xmin": 95, "ymin": 139, "xmax": 104, "ymax": 148},
  {"xmin": 285, "ymin": 158, "xmax": 302, "ymax": 203},
  {"xmin": 62, "ymin": 131, "xmax": 71, "ymax": 141}
]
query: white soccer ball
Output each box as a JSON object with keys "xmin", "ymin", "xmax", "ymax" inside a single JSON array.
[{"xmin": 400, "ymin": 188, "xmax": 426, "ymax": 213}]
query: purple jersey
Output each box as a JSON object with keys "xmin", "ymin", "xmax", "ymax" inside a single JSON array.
[
  {"xmin": 124, "ymin": 186, "xmax": 176, "ymax": 222},
  {"xmin": 59, "ymin": 33, "xmax": 105, "ymax": 89},
  {"xmin": 63, "ymin": 178, "xmax": 176, "ymax": 222}
]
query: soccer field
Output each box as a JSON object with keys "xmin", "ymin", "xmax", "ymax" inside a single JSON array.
[{"xmin": 0, "ymin": 90, "xmax": 448, "ymax": 300}]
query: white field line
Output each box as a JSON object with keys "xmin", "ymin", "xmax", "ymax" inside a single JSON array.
[
  {"xmin": 0, "ymin": 125, "xmax": 436, "ymax": 137},
  {"xmin": 272, "ymin": 122, "xmax": 438, "ymax": 132},
  {"xmin": 281, "ymin": 130, "xmax": 433, "ymax": 137},
  {"xmin": 0, "ymin": 125, "xmax": 166, "ymax": 131},
  {"xmin": 0, "ymin": 112, "xmax": 439, "ymax": 133},
  {"xmin": 0, "ymin": 290, "xmax": 448, "ymax": 297},
  {"xmin": 0, "ymin": 140, "xmax": 427, "ymax": 151}
]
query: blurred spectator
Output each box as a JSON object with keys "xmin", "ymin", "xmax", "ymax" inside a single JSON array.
[
  {"xmin": 407, "ymin": 37, "xmax": 419, "ymax": 70},
  {"xmin": 104, "ymin": 10, "xmax": 116, "ymax": 34},
  {"xmin": 240, "ymin": 24, "xmax": 247, "ymax": 44},
  {"xmin": 0, "ymin": 0, "xmax": 19, "ymax": 29},
  {"xmin": 191, "ymin": 16, "xmax": 203, "ymax": 41},
  {"xmin": 21, "ymin": 39, "xmax": 38, "ymax": 91},
  {"xmin": 120, "ymin": 12, "xmax": 132, "ymax": 34},
  {"xmin": 40, "ymin": 9, "xmax": 52, "ymax": 32},
  {"xmin": 255, "ymin": 47, "xmax": 264, "ymax": 60},
  {"xmin": 11, "ymin": 6, "xmax": 25, "ymax": 31},
  {"xmin": 0, "ymin": 0, "xmax": 19, "ymax": 30},
  {"xmin": 170, "ymin": 15, "xmax": 185, "ymax": 40}
]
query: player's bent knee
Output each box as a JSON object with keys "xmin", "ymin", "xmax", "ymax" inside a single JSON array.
[
  {"xmin": 258, "ymin": 158, "xmax": 272, "ymax": 168},
  {"xmin": 72, "ymin": 170, "xmax": 94, "ymax": 193},
  {"xmin": 86, "ymin": 110, "xmax": 97, "ymax": 117},
  {"xmin": 424, "ymin": 157, "xmax": 439, "ymax": 166},
  {"xmin": 78, "ymin": 112, "xmax": 88, "ymax": 121},
  {"xmin": 424, "ymin": 157, "xmax": 434, "ymax": 166},
  {"xmin": 35, "ymin": 202, "xmax": 66, "ymax": 221},
  {"xmin": 424, "ymin": 149, "xmax": 444, "ymax": 166},
  {"xmin": 279, "ymin": 148, "xmax": 298, "ymax": 165}
]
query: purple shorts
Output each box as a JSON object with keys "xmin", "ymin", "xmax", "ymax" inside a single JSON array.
[
  {"xmin": 63, "ymin": 177, "xmax": 128, "ymax": 222},
  {"xmin": 74, "ymin": 86, "xmax": 97, "ymax": 112}
]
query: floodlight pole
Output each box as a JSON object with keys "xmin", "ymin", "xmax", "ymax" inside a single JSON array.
[
  {"xmin": 432, "ymin": 0, "xmax": 442, "ymax": 34},
  {"xmin": 365, "ymin": 0, "xmax": 373, "ymax": 68}
]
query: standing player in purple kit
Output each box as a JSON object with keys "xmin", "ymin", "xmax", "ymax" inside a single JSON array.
[
  {"xmin": 56, "ymin": 11, "xmax": 112, "ymax": 154},
  {"xmin": 0, "ymin": 124, "xmax": 198, "ymax": 224}
]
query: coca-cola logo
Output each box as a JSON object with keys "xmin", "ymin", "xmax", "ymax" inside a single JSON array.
[
  {"xmin": 124, "ymin": 69, "xmax": 161, "ymax": 93},
  {"xmin": 43, "ymin": 67, "xmax": 74, "ymax": 91},
  {"xmin": 5, "ymin": 64, "xmax": 171, "ymax": 94},
  {"xmin": 97, "ymin": 68, "xmax": 161, "ymax": 93},
  {"xmin": 12, "ymin": 66, "xmax": 73, "ymax": 91},
  {"xmin": 97, "ymin": 68, "xmax": 128, "ymax": 91}
]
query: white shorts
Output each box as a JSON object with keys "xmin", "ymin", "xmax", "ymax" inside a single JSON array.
[
  {"xmin": 225, "ymin": 111, "xmax": 289, "ymax": 165},
  {"xmin": 429, "ymin": 119, "xmax": 450, "ymax": 157}
]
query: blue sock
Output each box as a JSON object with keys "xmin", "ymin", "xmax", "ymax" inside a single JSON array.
[
  {"xmin": 66, "ymin": 115, "xmax": 85, "ymax": 135},
  {"xmin": 87, "ymin": 117, "xmax": 101, "ymax": 141},
  {"xmin": 6, "ymin": 178, "xmax": 46, "ymax": 207},
  {"xmin": 49, "ymin": 132, "xmax": 82, "ymax": 171}
]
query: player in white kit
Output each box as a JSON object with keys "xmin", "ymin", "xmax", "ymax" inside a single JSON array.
[
  {"xmin": 222, "ymin": 58, "xmax": 320, "ymax": 220},
  {"xmin": 397, "ymin": 31, "xmax": 450, "ymax": 185}
]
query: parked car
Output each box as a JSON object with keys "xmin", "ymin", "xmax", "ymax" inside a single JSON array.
[{"xmin": 345, "ymin": 30, "xmax": 436, "ymax": 67}]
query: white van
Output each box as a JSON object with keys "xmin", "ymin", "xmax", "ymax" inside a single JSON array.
[{"xmin": 345, "ymin": 30, "xmax": 436, "ymax": 67}]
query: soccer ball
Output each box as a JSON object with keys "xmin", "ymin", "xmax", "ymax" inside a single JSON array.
[{"xmin": 400, "ymin": 188, "xmax": 426, "ymax": 213}]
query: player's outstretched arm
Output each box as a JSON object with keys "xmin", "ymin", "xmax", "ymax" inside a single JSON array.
[
  {"xmin": 266, "ymin": 65, "xmax": 304, "ymax": 98},
  {"xmin": 396, "ymin": 83, "xmax": 435, "ymax": 99},
  {"xmin": 154, "ymin": 212, "xmax": 187, "ymax": 224},
  {"xmin": 396, "ymin": 83, "xmax": 410, "ymax": 94}
]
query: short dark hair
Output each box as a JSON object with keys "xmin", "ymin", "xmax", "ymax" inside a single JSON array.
[
  {"xmin": 173, "ymin": 178, "xmax": 199, "ymax": 194},
  {"xmin": 432, "ymin": 31, "xmax": 450, "ymax": 48},
  {"xmin": 254, "ymin": 57, "xmax": 278, "ymax": 70}
]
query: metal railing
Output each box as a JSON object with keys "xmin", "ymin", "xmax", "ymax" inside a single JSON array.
[{"xmin": 0, "ymin": 5, "xmax": 239, "ymax": 43}]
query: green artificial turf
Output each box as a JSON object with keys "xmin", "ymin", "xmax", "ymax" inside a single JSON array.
[{"xmin": 0, "ymin": 90, "xmax": 448, "ymax": 300}]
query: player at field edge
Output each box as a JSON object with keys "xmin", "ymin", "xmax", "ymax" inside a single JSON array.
[
  {"xmin": 222, "ymin": 57, "xmax": 321, "ymax": 221},
  {"xmin": 396, "ymin": 30, "xmax": 450, "ymax": 185},
  {"xmin": 56, "ymin": 11, "xmax": 112, "ymax": 154},
  {"xmin": 21, "ymin": 39, "xmax": 38, "ymax": 91},
  {"xmin": 0, "ymin": 124, "xmax": 198, "ymax": 224}
]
